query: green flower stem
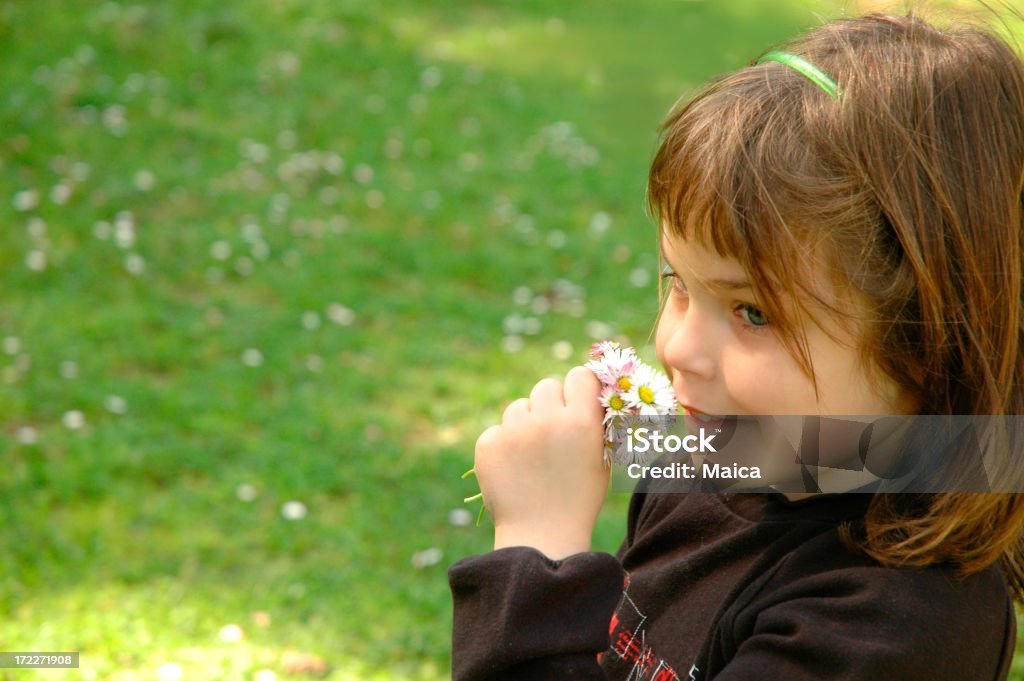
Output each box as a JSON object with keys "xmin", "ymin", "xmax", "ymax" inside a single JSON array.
[{"xmin": 461, "ymin": 467, "xmax": 487, "ymax": 526}]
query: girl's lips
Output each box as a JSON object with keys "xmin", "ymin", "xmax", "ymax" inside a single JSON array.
[
  {"xmin": 680, "ymin": 404, "xmax": 722, "ymax": 421},
  {"xmin": 681, "ymin": 405, "xmax": 728, "ymax": 428}
]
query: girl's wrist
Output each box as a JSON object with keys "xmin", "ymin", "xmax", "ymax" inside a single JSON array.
[{"xmin": 493, "ymin": 524, "xmax": 592, "ymax": 561}]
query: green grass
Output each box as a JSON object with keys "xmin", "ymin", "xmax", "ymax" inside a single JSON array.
[{"xmin": 3, "ymin": 1, "xmax": 1024, "ymax": 679}]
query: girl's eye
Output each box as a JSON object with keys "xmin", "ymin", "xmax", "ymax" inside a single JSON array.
[
  {"xmin": 737, "ymin": 303, "xmax": 769, "ymax": 327},
  {"xmin": 660, "ymin": 265, "xmax": 687, "ymax": 294}
]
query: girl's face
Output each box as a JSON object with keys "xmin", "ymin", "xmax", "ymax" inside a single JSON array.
[{"xmin": 656, "ymin": 233, "xmax": 915, "ymax": 418}]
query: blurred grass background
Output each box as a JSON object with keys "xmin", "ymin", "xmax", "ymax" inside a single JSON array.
[{"xmin": 2, "ymin": 1, "xmax": 1022, "ymax": 680}]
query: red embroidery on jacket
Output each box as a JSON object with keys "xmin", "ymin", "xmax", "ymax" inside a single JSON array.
[{"xmin": 605, "ymin": 575, "xmax": 681, "ymax": 681}]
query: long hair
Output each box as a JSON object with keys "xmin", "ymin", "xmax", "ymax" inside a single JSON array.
[{"xmin": 647, "ymin": 12, "xmax": 1024, "ymax": 601}]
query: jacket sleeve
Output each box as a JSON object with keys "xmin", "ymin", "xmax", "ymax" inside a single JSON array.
[
  {"xmin": 709, "ymin": 562, "xmax": 1016, "ymax": 681},
  {"xmin": 449, "ymin": 546, "xmax": 624, "ymax": 681}
]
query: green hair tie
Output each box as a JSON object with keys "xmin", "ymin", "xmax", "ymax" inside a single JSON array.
[{"xmin": 757, "ymin": 50, "xmax": 840, "ymax": 101}]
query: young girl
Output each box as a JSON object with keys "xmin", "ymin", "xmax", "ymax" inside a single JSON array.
[{"xmin": 450, "ymin": 11, "xmax": 1024, "ymax": 681}]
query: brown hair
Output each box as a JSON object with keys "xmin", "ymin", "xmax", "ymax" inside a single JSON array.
[{"xmin": 647, "ymin": 12, "xmax": 1024, "ymax": 601}]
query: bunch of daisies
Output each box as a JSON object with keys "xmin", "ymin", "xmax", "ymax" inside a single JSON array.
[{"xmin": 586, "ymin": 341, "xmax": 677, "ymax": 466}]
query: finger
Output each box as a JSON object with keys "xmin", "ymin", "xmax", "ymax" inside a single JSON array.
[
  {"xmin": 564, "ymin": 365, "xmax": 602, "ymax": 412},
  {"xmin": 529, "ymin": 377, "xmax": 565, "ymax": 409},
  {"xmin": 475, "ymin": 424, "xmax": 502, "ymax": 461},
  {"xmin": 502, "ymin": 397, "xmax": 530, "ymax": 425}
]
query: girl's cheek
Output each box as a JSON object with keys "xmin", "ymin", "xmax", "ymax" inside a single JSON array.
[{"xmin": 654, "ymin": 311, "xmax": 678, "ymax": 379}]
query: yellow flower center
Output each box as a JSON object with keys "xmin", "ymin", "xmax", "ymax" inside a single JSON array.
[
  {"xmin": 609, "ymin": 395, "xmax": 625, "ymax": 411},
  {"xmin": 638, "ymin": 386, "xmax": 654, "ymax": 404},
  {"xmin": 617, "ymin": 377, "xmax": 632, "ymax": 390}
]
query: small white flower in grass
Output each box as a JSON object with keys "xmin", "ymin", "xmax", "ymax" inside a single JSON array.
[
  {"xmin": 326, "ymin": 303, "xmax": 355, "ymax": 326},
  {"xmin": 234, "ymin": 257, "xmax": 254, "ymax": 277},
  {"xmin": 242, "ymin": 348, "xmax": 263, "ymax": 367},
  {"xmin": 60, "ymin": 360, "xmax": 79, "ymax": 379},
  {"xmin": 13, "ymin": 189, "xmax": 39, "ymax": 212},
  {"xmin": 501, "ymin": 335, "xmax": 523, "ymax": 353},
  {"xmin": 281, "ymin": 500, "xmax": 307, "ymax": 520},
  {"xmin": 629, "ymin": 267, "xmax": 651, "ymax": 288},
  {"xmin": 26, "ymin": 218, "xmax": 46, "ymax": 240},
  {"xmin": 623, "ymin": 363, "xmax": 676, "ymax": 416},
  {"xmin": 589, "ymin": 211, "xmax": 612, "ymax": 235},
  {"xmin": 218, "ymin": 623, "xmax": 244, "ymax": 643},
  {"xmin": 25, "ymin": 250, "xmax": 47, "ymax": 272},
  {"xmin": 93, "ymin": 220, "xmax": 112, "ymax": 240},
  {"xmin": 420, "ymin": 66, "xmax": 442, "ymax": 90},
  {"xmin": 254, "ymin": 670, "xmax": 276, "ymax": 681},
  {"xmin": 3, "ymin": 337, "xmax": 21, "ymax": 355},
  {"xmin": 512, "ymin": 286, "xmax": 532, "ymax": 305},
  {"xmin": 277, "ymin": 129, "xmax": 297, "ymax": 149},
  {"xmin": 133, "ymin": 170, "xmax": 155, "ymax": 191},
  {"xmin": 71, "ymin": 161, "xmax": 90, "ymax": 181},
  {"xmin": 277, "ymin": 52, "xmax": 301, "ymax": 78},
  {"xmin": 241, "ymin": 221, "xmax": 262, "ymax": 243},
  {"xmin": 51, "ymin": 182, "xmax": 72, "ymax": 205},
  {"xmin": 301, "ymin": 311, "xmax": 321, "ymax": 331},
  {"xmin": 411, "ymin": 547, "xmax": 443, "ymax": 569},
  {"xmin": 124, "ymin": 253, "xmax": 146, "ymax": 275},
  {"xmin": 105, "ymin": 395, "xmax": 127, "ymax": 414},
  {"xmin": 251, "ymin": 241, "xmax": 270, "ymax": 261},
  {"xmin": 421, "ymin": 190, "xmax": 441, "ymax": 210},
  {"xmin": 552, "ymin": 340, "xmax": 573, "ymax": 361},
  {"xmin": 409, "ymin": 93, "xmax": 428, "ymax": 114},
  {"xmin": 319, "ymin": 186, "xmax": 339, "ymax": 205},
  {"xmin": 305, "ymin": 354, "xmax": 324, "ymax": 373},
  {"xmin": 17, "ymin": 426, "xmax": 38, "ymax": 445},
  {"xmin": 448, "ymin": 508, "xmax": 473, "ymax": 527},
  {"xmin": 458, "ymin": 152, "xmax": 481, "ymax": 172},
  {"xmin": 324, "ymin": 153, "xmax": 345, "ymax": 175},
  {"xmin": 210, "ymin": 240, "xmax": 231, "ymax": 260},
  {"xmin": 514, "ymin": 214, "xmax": 535, "ymax": 233},
  {"xmin": 113, "ymin": 210, "xmax": 135, "ymax": 248},
  {"xmin": 586, "ymin": 320, "xmax": 613, "ymax": 340},
  {"xmin": 236, "ymin": 483, "xmax": 257, "ymax": 502},
  {"xmin": 62, "ymin": 410, "xmax": 85, "ymax": 430},
  {"xmin": 365, "ymin": 189, "xmax": 385, "ymax": 209},
  {"xmin": 156, "ymin": 662, "xmax": 183, "ymax": 681},
  {"xmin": 353, "ymin": 163, "xmax": 374, "ymax": 185},
  {"xmin": 502, "ymin": 314, "xmax": 524, "ymax": 334},
  {"xmin": 384, "ymin": 137, "xmax": 403, "ymax": 159}
]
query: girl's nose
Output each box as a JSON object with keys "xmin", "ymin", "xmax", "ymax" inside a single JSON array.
[{"xmin": 658, "ymin": 305, "xmax": 718, "ymax": 382}]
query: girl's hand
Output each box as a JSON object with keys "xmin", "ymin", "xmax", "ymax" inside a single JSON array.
[{"xmin": 474, "ymin": 366, "xmax": 608, "ymax": 560}]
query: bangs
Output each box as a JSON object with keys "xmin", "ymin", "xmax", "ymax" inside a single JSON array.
[{"xmin": 647, "ymin": 65, "xmax": 873, "ymax": 377}]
